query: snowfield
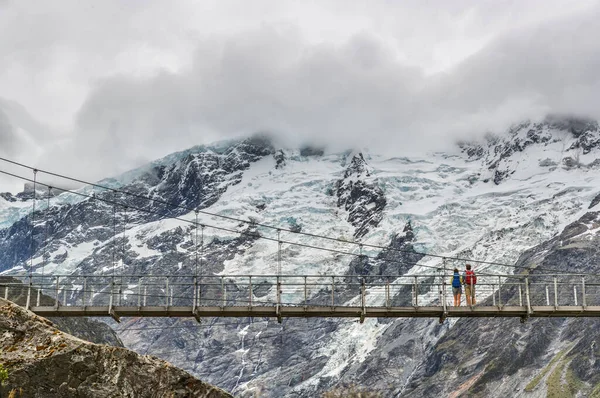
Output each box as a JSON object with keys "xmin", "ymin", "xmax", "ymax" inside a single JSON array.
[{"xmin": 2, "ymin": 118, "xmax": 600, "ymax": 396}]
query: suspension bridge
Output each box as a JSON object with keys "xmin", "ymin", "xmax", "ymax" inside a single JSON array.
[
  {"xmin": 1, "ymin": 158, "xmax": 599, "ymax": 324},
  {"xmin": 3, "ymin": 272, "xmax": 600, "ymax": 324}
]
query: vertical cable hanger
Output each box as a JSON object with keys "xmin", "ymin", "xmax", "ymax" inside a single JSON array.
[
  {"xmin": 41, "ymin": 186, "xmax": 52, "ymax": 280},
  {"xmin": 28, "ymin": 169, "xmax": 38, "ymax": 277},
  {"xmin": 112, "ymin": 201, "xmax": 117, "ymax": 279},
  {"xmin": 121, "ymin": 204, "xmax": 127, "ymax": 300},
  {"xmin": 195, "ymin": 210, "xmax": 199, "ymax": 278}
]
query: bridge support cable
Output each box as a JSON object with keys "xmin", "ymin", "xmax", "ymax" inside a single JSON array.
[
  {"xmin": 39, "ymin": 186, "xmax": 52, "ymax": 306},
  {"xmin": 0, "ymin": 157, "xmax": 530, "ymax": 271},
  {"xmin": 199, "ymin": 224, "xmax": 205, "ymax": 308},
  {"xmin": 3, "ymin": 169, "xmax": 589, "ymax": 280},
  {"xmin": 28, "ymin": 169, "xmax": 38, "ymax": 279},
  {"xmin": 111, "ymin": 202, "xmax": 117, "ymax": 305},
  {"xmin": 193, "ymin": 210, "xmax": 201, "ymax": 322},
  {"xmin": 5, "ymin": 160, "xmax": 598, "ymax": 277},
  {"xmin": 120, "ymin": 205, "xmax": 127, "ymax": 306},
  {"xmin": 276, "ymin": 229, "xmax": 283, "ymax": 323}
]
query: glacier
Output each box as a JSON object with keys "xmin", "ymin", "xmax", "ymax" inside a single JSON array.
[{"xmin": 1, "ymin": 118, "xmax": 600, "ymax": 396}]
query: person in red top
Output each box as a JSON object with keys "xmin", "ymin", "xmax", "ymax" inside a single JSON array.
[{"xmin": 463, "ymin": 264, "xmax": 477, "ymax": 306}]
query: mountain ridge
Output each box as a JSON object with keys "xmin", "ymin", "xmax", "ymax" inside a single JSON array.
[{"xmin": 1, "ymin": 116, "xmax": 600, "ymax": 396}]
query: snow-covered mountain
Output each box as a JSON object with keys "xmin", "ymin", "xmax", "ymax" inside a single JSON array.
[{"xmin": 1, "ymin": 116, "xmax": 600, "ymax": 396}]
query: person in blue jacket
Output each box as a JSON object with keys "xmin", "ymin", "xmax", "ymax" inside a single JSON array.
[{"xmin": 450, "ymin": 268, "xmax": 463, "ymax": 306}]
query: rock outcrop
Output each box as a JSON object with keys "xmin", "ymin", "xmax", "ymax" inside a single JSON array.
[
  {"xmin": 336, "ymin": 153, "xmax": 387, "ymax": 238},
  {"xmin": 0, "ymin": 298, "xmax": 232, "ymax": 398}
]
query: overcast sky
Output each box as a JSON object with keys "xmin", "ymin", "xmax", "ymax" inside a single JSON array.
[{"xmin": 1, "ymin": 0, "xmax": 600, "ymax": 189}]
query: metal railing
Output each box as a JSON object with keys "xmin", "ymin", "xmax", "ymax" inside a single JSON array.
[{"xmin": 3, "ymin": 272, "xmax": 600, "ymax": 322}]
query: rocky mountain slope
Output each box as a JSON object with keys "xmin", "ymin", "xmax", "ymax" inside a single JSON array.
[
  {"xmin": 403, "ymin": 205, "xmax": 600, "ymax": 397},
  {"xmin": 1, "ymin": 116, "xmax": 600, "ymax": 396},
  {"xmin": 0, "ymin": 298, "xmax": 232, "ymax": 398},
  {"xmin": 0, "ymin": 275, "xmax": 123, "ymax": 346}
]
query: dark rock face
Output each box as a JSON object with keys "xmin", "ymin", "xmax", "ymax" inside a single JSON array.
[
  {"xmin": 300, "ymin": 146, "xmax": 325, "ymax": 157},
  {"xmin": 335, "ymin": 153, "xmax": 387, "ymax": 239},
  {"xmin": 347, "ymin": 221, "xmax": 423, "ymax": 279},
  {"xmin": 274, "ymin": 149, "xmax": 287, "ymax": 169},
  {"xmin": 401, "ymin": 210, "xmax": 600, "ymax": 397},
  {"xmin": 0, "ymin": 299, "xmax": 232, "ymax": 398},
  {"xmin": 0, "ymin": 276, "xmax": 123, "ymax": 347},
  {"xmin": 0, "ymin": 136, "xmax": 274, "ymax": 273},
  {"xmin": 459, "ymin": 116, "xmax": 600, "ymax": 184},
  {"xmin": 589, "ymin": 192, "xmax": 600, "ymax": 209}
]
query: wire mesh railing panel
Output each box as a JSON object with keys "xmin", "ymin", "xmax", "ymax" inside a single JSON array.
[{"xmin": 6, "ymin": 272, "xmax": 600, "ymax": 319}]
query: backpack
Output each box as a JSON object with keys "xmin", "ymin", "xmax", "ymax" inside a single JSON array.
[
  {"xmin": 465, "ymin": 270, "xmax": 477, "ymax": 285},
  {"xmin": 451, "ymin": 274, "xmax": 462, "ymax": 288}
]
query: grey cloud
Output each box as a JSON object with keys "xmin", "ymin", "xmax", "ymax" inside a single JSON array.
[
  {"xmin": 74, "ymin": 6, "xmax": 600, "ymax": 163},
  {"xmin": 2, "ymin": 1, "xmax": 600, "ymax": 189},
  {"xmin": 0, "ymin": 106, "xmax": 15, "ymax": 155}
]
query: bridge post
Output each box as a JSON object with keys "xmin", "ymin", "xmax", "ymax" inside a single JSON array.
[
  {"xmin": 109, "ymin": 281, "xmax": 114, "ymax": 313},
  {"xmin": 221, "ymin": 276, "xmax": 226, "ymax": 309},
  {"xmin": 193, "ymin": 276, "xmax": 201, "ymax": 323},
  {"xmin": 386, "ymin": 278, "xmax": 390, "ymax": 308},
  {"xmin": 304, "ymin": 276, "xmax": 308, "ymax": 310},
  {"xmin": 25, "ymin": 275, "xmax": 32, "ymax": 310},
  {"xmin": 518, "ymin": 285, "xmax": 523, "ymax": 306},
  {"xmin": 442, "ymin": 258, "xmax": 447, "ymax": 317},
  {"xmin": 331, "ymin": 276, "xmax": 335, "ymax": 309},
  {"xmin": 248, "ymin": 276, "xmax": 252, "ymax": 309},
  {"xmin": 36, "ymin": 287, "xmax": 41, "ymax": 307},
  {"xmin": 525, "ymin": 277, "xmax": 532, "ymax": 316},
  {"xmin": 413, "ymin": 276, "xmax": 418, "ymax": 308},
  {"xmin": 108, "ymin": 281, "xmax": 120, "ymax": 323},
  {"xmin": 276, "ymin": 275, "xmax": 282, "ymax": 324},
  {"xmin": 54, "ymin": 276, "xmax": 59, "ymax": 309},
  {"xmin": 498, "ymin": 275, "xmax": 502, "ymax": 309},
  {"xmin": 165, "ymin": 277, "xmax": 170, "ymax": 310},
  {"xmin": 83, "ymin": 277, "xmax": 87, "ymax": 309},
  {"xmin": 582, "ymin": 277, "xmax": 587, "ymax": 310},
  {"xmin": 574, "ymin": 285, "xmax": 578, "ymax": 306},
  {"xmin": 137, "ymin": 278, "xmax": 142, "ymax": 310},
  {"xmin": 360, "ymin": 278, "xmax": 366, "ymax": 324},
  {"xmin": 492, "ymin": 285, "xmax": 496, "ymax": 307},
  {"xmin": 545, "ymin": 286, "xmax": 550, "ymax": 306},
  {"xmin": 554, "ymin": 277, "xmax": 558, "ymax": 309}
]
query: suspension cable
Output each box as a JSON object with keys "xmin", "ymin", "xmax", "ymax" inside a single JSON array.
[
  {"xmin": 112, "ymin": 202, "xmax": 117, "ymax": 279},
  {"xmin": 121, "ymin": 205, "xmax": 127, "ymax": 292},
  {"xmin": 0, "ymin": 157, "xmax": 519, "ymax": 268},
  {"xmin": 28, "ymin": 169, "xmax": 38, "ymax": 277},
  {"xmin": 0, "ymin": 168, "xmax": 577, "ymax": 275},
  {"xmin": 194, "ymin": 210, "xmax": 199, "ymax": 278},
  {"xmin": 41, "ymin": 186, "xmax": 51, "ymax": 279}
]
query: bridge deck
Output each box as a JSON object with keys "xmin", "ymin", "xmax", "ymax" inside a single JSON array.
[{"xmin": 29, "ymin": 305, "xmax": 600, "ymax": 320}]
